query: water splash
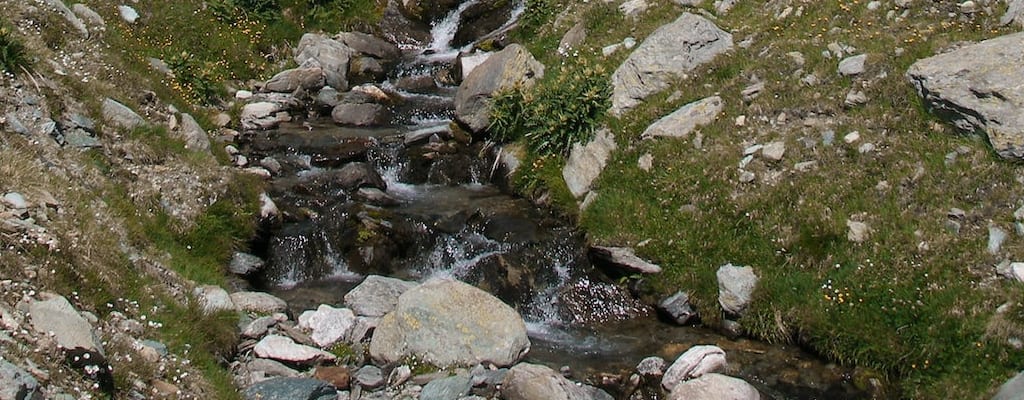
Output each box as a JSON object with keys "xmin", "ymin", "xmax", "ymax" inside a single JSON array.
[{"xmin": 425, "ymin": 0, "xmax": 485, "ymax": 57}]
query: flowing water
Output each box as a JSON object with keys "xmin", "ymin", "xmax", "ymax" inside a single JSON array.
[{"xmin": 238, "ymin": 4, "xmax": 876, "ymax": 399}]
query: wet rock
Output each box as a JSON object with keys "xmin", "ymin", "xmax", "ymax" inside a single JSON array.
[
  {"xmin": 501, "ymin": 363, "xmax": 614, "ymax": 400},
  {"xmin": 589, "ymin": 246, "xmax": 662, "ymax": 275},
  {"xmin": 716, "ymin": 264, "xmax": 758, "ymax": 316},
  {"xmin": 556, "ymin": 279, "xmax": 651, "ymax": 325},
  {"xmin": 355, "ymin": 365, "xmax": 385, "ymax": 388},
  {"xmin": 907, "ymin": 32, "xmax": 1024, "ymax": 160},
  {"xmin": 610, "ymin": 13, "xmax": 732, "ymax": 115},
  {"xmin": 254, "ymin": 335, "xmax": 336, "ymax": 365},
  {"xmin": 457, "ymin": 52, "xmax": 493, "ymax": 81},
  {"xmin": 667, "ymin": 373, "xmax": 759, "ymax": 400},
  {"xmin": 241, "ymin": 102, "xmax": 287, "ymax": 131},
  {"xmin": 101, "ymin": 98, "xmax": 145, "ymax": 130},
  {"xmin": 356, "ymin": 188, "xmax": 400, "ymax": 206},
  {"xmin": 344, "ymin": 275, "xmax": 418, "ymax": 318},
  {"xmin": 29, "ymin": 294, "xmax": 103, "ymax": 353},
  {"xmin": 231, "ymin": 291, "xmax": 289, "ymax": 314},
  {"xmin": 662, "ymin": 345, "xmax": 727, "ymax": 390},
  {"xmin": 395, "ymin": 75, "xmax": 438, "ymax": 93},
  {"xmin": 369, "ymin": 278, "xmax": 530, "ymax": 367},
  {"xmin": 420, "ymin": 375, "xmax": 472, "ymax": 400},
  {"xmin": 658, "ymin": 291, "xmax": 697, "ymax": 325},
  {"xmin": 178, "ymin": 113, "xmax": 211, "ymax": 152},
  {"xmin": 455, "ymin": 44, "xmax": 545, "ymax": 133},
  {"xmin": 452, "ymin": 0, "xmax": 517, "ymax": 48},
  {"xmin": 348, "ymin": 56, "xmax": 387, "ymax": 84},
  {"xmin": 296, "ymin": 33, "xmax": 354, "ymax": 91},
  {"xmin": 333, "ymin": 162, "xmax": 387, "ymax": 191},
  {"xmin": 637, "ymin": 356, "xmax": 666, "ymax": 378},
  {"xmin": 331, "ymin": 103, "xmax": 391, "ymax": 127},
  {"xmin": 0, "ymin": 360, "xmax": 42, "ymax": 400},
  {"xmin": 335, "ymin": 32, "xmax": 401, "ymax": 62},
  {"xmin": 563, "ymin": 128, "xmax": 616, "ymax": 198},
  {"xmin": 298, "ymin": 304, "xmax": 356, "ymax": 348},
  {"xmin": 641, "ymin": 96, "xmax": 723, "ymax": 139},
  {"xmin": 230, "ymin": 252, "xmax": 266, "ymax": 275},
  {"xmin": 314, "ymin": 366, "xmax": 351, "ymax": 390},
  {"xmin": 838, "ymin": 54, "xmax": 867, "ymax": 76},
  {"xmin": 265, "ymin": 60, "xmax": 326, "ymax": 93},
  {"xmin": 993, "ymin": 370, "xmax": 1024, "ymax": 400},
  {"xmin": 244, "ymin": 377, "xmax": 337, "ymax": 400},
  {"xmin": 194, "ymin": 285, "xmax": 235, "ymax": 313}
]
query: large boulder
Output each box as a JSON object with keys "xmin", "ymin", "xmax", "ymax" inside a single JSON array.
[
  {"xmin": 667, "ymin": 373, "xmax": 760, "ymax": 400},
  {"xmin": 906, "ymin": 32, "xmax": 1024, "ymax": 160},
  {"xmin": 29, "ymin": 294, "xmax": 103, "ymax": 353},
  {"xmin": 717, "ymin": 264, "xmax": 758, "ymax": 316},
  {"xmin": 0, "ymin": 360, "xmax": 41, "ymax": 400},
  {"xmin": 344, "ymin": 275, "xmax": 418, "ymax": 317},
  {"xmin": 231, "ymin": 291, "xmax": 289, "ymax": 314},
  {"xmin": 296, "ymin": 33, "xmax": 353, "ymax": 91},
  {"xmin": 662, "ymin": 345, "xmax": 728, "ymax": 391},
  {"xmin": 610, "ymin": 13, "xmax": 732, "ymax": 115},
  {"xmin": 993, "ymin": 370, "xmax": 1024, "ymax": 400},
  {"xmin": 455, "ymin": 44, "xmax": 545, "ymax": 133},
  {"xmin": 501, "ymin": 363, "xmax": 614, "ymax": 400},
  {"xmin": 369, "ymin": 278, "xmax": 530, "ymax": 367},
  {"xmin": 243, "ymin": 377, "xmax": 337, "ymax": 400},
  {"xmin": 265, "ymin": 60, "xmax": 326, "ymax": 93},
  {"xmin": 335, "ymin": 32, "xmax": 401, "ymax": 62},
  {"xmin": 562, "ymin": 128, "xmax": 616, "ymax": 198},
  {"xmin": 641, "ymin": 96, "xmax": 723, "ymax": 139}
]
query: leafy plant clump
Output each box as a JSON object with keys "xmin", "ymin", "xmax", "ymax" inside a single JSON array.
[
  {"xmin": 0, "ymin": 22, "xmax": 29, "ymax": 75},
  {"xmin": 489, "ymin": 56, "xmax": 610, "ymax": 156}
]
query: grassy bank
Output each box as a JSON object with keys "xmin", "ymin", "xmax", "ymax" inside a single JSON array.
[{"xmin": 499, "ymin": 0, "xmax": 1024, "ymax": 397}]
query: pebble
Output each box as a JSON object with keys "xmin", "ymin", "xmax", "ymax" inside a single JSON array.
[
  {"xmin": 843, "ymin": 131, "xmax": 861, "ymax": 144},
  {"xmin": 867, "ymin": 1, "xmax": 882, "ymax": 10},
  {"xmin": 989, "ymin": 226, "xmax": 1008, "ymax": 255},
  {"xmin": 762, "ymin": 141, "xmax": 786, "ymax": 161},
  {"xmin": 739, "ymin": 171, "xmax": 756, "ymax": 183},
  {"xmin": 858, "ymin": 143, "xmax": 876, "ymax": 154},
  {"xmin": 355, "ymin": 365, "xmax": 385, "ymax": 389}
]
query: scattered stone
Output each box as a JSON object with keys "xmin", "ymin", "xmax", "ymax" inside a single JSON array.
[
  {"xmin": 716, "ymin": 264, "xmax": 758, "ymax": 316},
  {"xmin": 230, "ymin": 252, "xmax": 265, "ymax": 275},
  {"xmin": 242, "ymin": 316, "xmax": 278, "ymax": 338},
  {"xmin": 72, "ymin": 4, "xmax": 105, "ymax": 27},
  {"xmin": 589, "ymin": 246, "xmax": 662, "ymax": 274},
  {"xmin": 369, "ymin": 278, "xmax": 530, "ymax": 368},
  {"xmin": 231, "ymin": 292, "xmax": 289, "ymax": 314},
  {"xmin": 637, "ymin": 356, "xmax": 666, "ymax": 377},
  {"xmin": 907, "ymin": 32, "xmax": 1024, "ymax": 160},
  {"xmin": 845, "ymin": 90, "xmax": 869, "ymax": 107},
  {"xmin": 178, "ymin": 113, "xmax": 211, "ymax": 152},
  {"xmin": 641, "ymin": 96, "xmax": 723, "ymax": 140},
  {"xmin": 298, "ymin": 304, "xmax": 356, "ymax": 348},
  {"xmin": 42, "ymin": 0, "xmax": 88, "ymax": 37},
  {"xmin": 236, "ymin": 90, "xmax": 254, "ymax": 100},
  {"xmin": 847, "ymin": 220, "xmax": 871, "ymax": 243},
  {"xmin": 254, "ymin": 335, "xmax": 336, "ymax": 365},
  {"xmin": 741, "ymin": 82, "xmax": 764, "ymax": 102},
  {"xmin": 738, "ymin": 171, "xmax": 755, "ymax": 183},
  {"xmin": 265, "ymin": 61, "xmax": 325, "ymax": 93},
  {"xmin": 959, "ymin": 1, "xmax": 978, "ymax": 13},
  {"xmin": 843, "ymin": 131, "xmax": 861, "ymax": 144},
  {"xmin": 241, "ymin": 102, "xmax": 286, "ymax": 131},
  {"xmin": 2, "ymin": 192, "xmax": 28, "ymax": 210},
  {"xmin": 658, "ymin": 291, "xmax": 697, "ymax": 325},
  {"xmin": 557, "ymin": 23, "xmax": 587, "ymax": 56},
  {"xmin": 501, "ymin": 363, "xmax": 613, "ymax": 400},
  {"xmin": 420, "ymin": 375, "xmax": 472, "ymax": 400},
  {"xmin": 667, "ymin": 373, "xmax": 760, "ymax": 400},
  {"xmin": 662, "ymin": 345, "xmax": 727, "ymax": 391},
  {"xmin": 101, "ymin": 98, "xmax": 145, "ymax": 130},
  {"xmin": 296, "ymin": 33, "xmax": 354, "ymax": 91},
  {"xmin": 0, "ymin": 360, "xmax": 41, "ymax": 400},
  {"xmin": 117, "ymin": 5, "xmax": 139, "ymax": 24},
  {"xmin": 562, "ymin": 128, "xmax": 617, "ymax": 198},
  {"xmin": 989, "ymin": 225, "xmax": 1009, "ymax": 255},
  {"xmin": 331, "ymin": 103, "xmax": 391, "ymax": 127},
  {"xmin": 638, "ymin": 153, "xmax": 654, "ymax": 171},
  {"xmin": 334, "ymin": 162, "xmax": 386, "ymax": 191},
  {"xmin": 243, "ymin": 377, "xmax": 337, "ymax": 400},
  {"xmin": 858, "ymin": 143, "xmax": 876, "ymax": 154},
  {"xmin": 761, "ymin": 141, "xmax": 785, "ymax": 161},
  {"xmin": 194, "ymin": 285, "xmax": 235, "ymax": 313},
  {"xmin": 354, "ymin": 365, "xmax": 385, "ymax": 389},
  {"xmin": 29, "ymin": 294, "xmax": 103, "ymax": 353},
  {"xmin": 838, "ymin": 54, "xmax": 867, "ymax": 76},
  {"xmin": 454, "ymin": 44, "xmax": 544, "ymax": 133},
  {"xmin": 867, "ymin": 1, "xmax": 882, "ymax": 11},
  {"xmin": 610, "ymin": 13, "xmax": 733, "ymax": 115},
  {"xmin": 314, "ymin": 366, "xmax": 350, "ymax": 390},
  {"xmin": 619, "ymin": 0, "xmax": 649, "ymax": 17}
]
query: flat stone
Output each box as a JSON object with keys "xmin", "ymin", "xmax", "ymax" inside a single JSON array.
[
  {"xmin": 667, "ymin": 373, "xmax": 760, "ymax": 400},
  {"xmin": 101, "ymin": 98, "xmax": 145, "ymax": 130},
  {"xmin": 501, "ymin": 363, "xmax": 613, "ymax": 400},
  {"xmin": 847, "ymin": 220, "xmax": 871, "ymax": 243},
  {"xmin": 243, "ymin": 377, "xmax": 337, "ymax": 400},
  {"xmin": 838, "ymin": 54, "xmax": 867, "ymax": 76},
  {"xmin": 231, "ymin": 292, "xmax": 288, "ymax": 314},
  {"xmin": 589, "ymin": 246, "xmax": 662, "ymax": 274},
  {"xmin": 562, "ymin": 128, "xmax": 616, "ymax": 198},
  {"xmin": 420, "ymin": 375, "xmax": 472, "ymax": 400},
  {"xmin": 354, "ymin": 365, "xmax": 385, "ymax": 389},
  {"xmin": 344, "ymin": 275, "xmax": 417, "ymax": 318},
  {"xmin": 641, "ymin": 96, "xmax": 723, "ymax": 140},
  {"xmin": 662, "ymin": 345, "xmax": 728, "ymax": 391},
  {"xmin": 194, "ymin": 285, "xmax": 235, "ymax": 313},
  {"xmin": 761, "ymin": 141, "xmax": 786, "ymax": 161},
  {"xmin": 29, "ymin": 294, "xmax": 103, "ymax": 353},
  {"xmin": 229, "ymin": 252, "xmax": 265, "ymax": 275},
  {"xmin": 0, "ymin": 360, "xmax": 41, "ymax": 400},
  {"xmin": 297, "ymin": 304, "xmax": 356, "ymax": 348},
  {"xmin": 254, "ymin": 335, "xmax": 336, "ymax": 365}
]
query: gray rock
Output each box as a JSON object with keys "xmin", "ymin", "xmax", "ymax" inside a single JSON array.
[
  {"xmin": 0, "ymin": 360, "xmax": 41, "ymax": 400},
  {"xmin": 333, "ymin": 162, "xmax": 386, "ymax": 191},
  {"xmin": 658, "ymin": 291, "xmax": 697, "ymax": 325},
  {"xmin": 620, "ymin": 0, "xmax": 649, "ymax": 16},
  {"xmin": 2, "ymin": 192, "xmax": 28, "ymax": 209},
  {"xmin": 355, "ymin": 365, "xmax": 385, "ymax": 389},
  {"xmin": 558, "ymin": 23, "xmax": 587, "ymax": 56},
  {"xmin": 331, "ymin": 103, "xmax": 391, "ymax": 126},
  {"xmin": 254, "ymin": 335, "xmax": 336, "ymax": 364},
  {"xmin": 844, "ymin": 90, "xmax": 869, "ymax": 107},
  {"xmin": 420, "ymin": 375, "xmax": 472, "ymax": 400},
  {"xmin": 662, "ymin": 345, "xmax": 727, "ymax": 391},
  {"xmin": 344, "ymin": 275, "xmax": 417, "ymax": 317},
  {"xmin": 335, "ymin": 32, "xmax": 400, "ymax": 61},
  {"xmin": 42, "ymin": 0, "xmax": 88, "ymax": 37},
  {"xmin": 847, "ymin": 220, "xmax": 870, "ymax": 243},
  {"xmin": 242, "ymin": 315, "xmax": 278, "ymax": 338},
  {"xmin": 562, "ymin": 128, "xmax": 617, "ymax": 198},
  {"xmin": 1003, "ymin": 0, "xmax": 1024, "ymax": 26},
  {"xmin": 906, "ymin": 33, "xmax": 1024, "ymax": 160},
  {"xmin": 265, "ymin": 61, "xmax": 326, "ymax": 93},
  {"xmin": 838, "ymin": 54, "xmax": 867, "ymax": 76},
  {"xmin": 230, "ymin": 252, "xmax": 265, "ymax": 275},
  {"xmin": 637, "ymin": 356, "xmax": 666, "ymax": 377},
  {"xmin": 72, "ymin": 4, "xmax": 105, "ymax": 27},
  {"xmin": 244, "ymin": 377, "xmax": 337, "ymax": 400},
  {"xmin": 117, "ymin": 5, "xmax": 139, "ymax": 23},
  {"xmin": 589, "ymin": 246, "xmax": 662, "ymax": 274},
  {"xmin": 761, "ymin": 141, "xmax": 785, "ymax": 161},
  {"xmin": 667, "ymin": 373, "xmax": 759, "ymax": 400},
  {"xmin": 501, "ymin": 363, "xmax": 614, "ymax": 400},
  {"xmin": 716, "ymin": 264, "xmax": 758, "ymax": 316},
  {"xmin": 369, "ymin": 278, "xmax": 530, "ymax": 368},
  {"xmin": 296, "ymin": 34, "xmax": 353, "ymax": 91},
  {"xmin": 610, "ymin": 13, "xmax": 732, "ymax": 115},
  {"xmin": 29, "ymin": 294, "xmax": 103, "ymax": 353},
  {"xmin": 298, "ymin": 304, "xmax": 356, "ymax": 348},
  {"xmin": 64, "ymin": 129, "xmax": 101, "ymax": 148},
  {"xmin": 989, "ymin": 225, "xmax": 1009, "ymax": 255},
  {"xmin": 194, "ymin": 285, "xmax": 235, "ymax": 313},
  {"xmin": 641, "ymin": 96, "xmax": 723, "ymax": 139},
  {"xmin": 242, "ymin": 358, "xmax": 301, "ymax": 382},
  {"xmin": 241, "ymin": 102, "xmax": 286, "ymax": 131},
  {"xmin": 993, "ymin": 370, "xmax": 1024, "ymax": 400},
  {"xmin": 454, "ymin": 44, "xmax": 545, "ymax": 133},
  {"xmin": 101, "ymin": 98, "xmax": 145, "ymax": 130},
  {"xmin": 177, "ymin": 113, "xmax": 211, "ymax": 152},
  {"xmin": 395, "ymin": 75, "xmax": 438, "ymax": 94},
  {"xmin": 231, "ymin": 291, "xmax": 288, "ymax": 314},
  {"xmin": 147, "ymin": 57, "xmax": 172, "ymax": 75}
]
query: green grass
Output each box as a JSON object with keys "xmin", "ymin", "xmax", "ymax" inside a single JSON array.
[
  {"xmin": 0, "ymin": 20, "xmax": 28, "ymax": 74},
  {"xmin": 498, "ymin": 0, "xmax": 1024, "ymax": 397}
]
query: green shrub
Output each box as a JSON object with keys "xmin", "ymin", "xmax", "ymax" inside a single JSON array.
[
  {"xmin": 0, "ymin": 23, "xmax": 29, "ymax": 75},
  {"xmin": 165, "ymin": 51, "xmax": 222, "ymax": 104},
  {"xmin": 489, "ymin": 56, "xmax": 610, "ymax": 156},
  {"xmin": 210, "ymin": 0, "xmax": 281, "ymax": 22}
]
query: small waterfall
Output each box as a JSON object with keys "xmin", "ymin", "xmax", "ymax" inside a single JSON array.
[{"xmin": 425, "ymin": 0, "xmax": 485, "ymax": 57}]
